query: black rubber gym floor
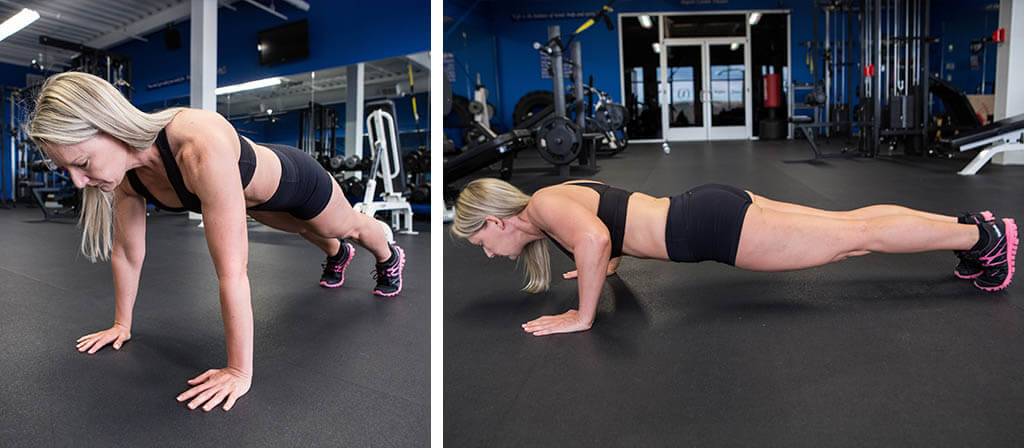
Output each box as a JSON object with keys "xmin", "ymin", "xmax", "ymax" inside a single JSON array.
[
  {"xmin": 0, "ymin": 210, "xmax": 428, "ymax": 446},
  {"xmin": 444, "ymin": 141, "xmax": 1024, "ymax": 446}
]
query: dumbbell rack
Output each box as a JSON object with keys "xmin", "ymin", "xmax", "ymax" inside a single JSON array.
[{"xmin": 355, "ymin": 109, "xmax": 415, "ymax": 236}]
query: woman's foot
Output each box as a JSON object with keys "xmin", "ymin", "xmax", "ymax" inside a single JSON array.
[
  {"xmin": 320, "ymin": 240, "xmax": 355, "ymax": 288},
  {"xmin": 964, "ymin": 217, "xmax": 1018, "ymax": 291},
  {"xmin": 373, "ymin": 244, "xmax": 405, "ymax": 297},
  {"xmin": 954, "ymin": 211, "xmax": 994, "ymax": 279}
]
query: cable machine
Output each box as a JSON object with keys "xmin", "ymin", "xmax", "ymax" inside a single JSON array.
[
  {"xmin": 860, "ymin": 0, "xmax": 931, "ymax": 156},
  {"xmin": 792, "ymin": 0, "xmax": 933, "ymax": 161},
  {"xmin": 298, "ymin": 102, "xmax": 338, "ymax": 165}
]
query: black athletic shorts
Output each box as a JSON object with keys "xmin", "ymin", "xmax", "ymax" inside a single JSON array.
[
  {"xmin": 664, "ymin": 183, "xmax": 753, "ymax": 265},
  {"xmin": 248, "ymin": 144, "xmax": 335, "ymax": 220}
]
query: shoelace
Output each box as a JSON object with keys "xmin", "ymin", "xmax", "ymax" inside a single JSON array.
[
  {"xmin": 372, "ymin": 260, "xmax": 401, "ymax": 282},
  {"xmin": 979, "ymin": 225, "xmax": 1007, "ymax": 267},
  {"xmin": 372, "ymin": 267, "xmax": 393, "ymax": 283},
  {"xmin": 322, "ymin": 259, "xmax": 345, "ymax": 274},
  {"xmin": 980, "ymin": 244, "xmax": 1007, "ymax": 267},
  {"xmin": 373, "ymin": 264, "xmax": 397, "ymax": 277}
]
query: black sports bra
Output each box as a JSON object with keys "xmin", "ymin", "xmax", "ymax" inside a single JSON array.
[
  {"xmin": 542, "ymin": 181, "xmax": 632, "ymax": 260},
  {"xmin": 125, "ymin": 129, "xmax": 256, "ymax": 213}
]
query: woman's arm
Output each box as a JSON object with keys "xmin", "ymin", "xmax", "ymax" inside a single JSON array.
[
  {"xmin": 76, "ymin": 184, "xmax": 146, "ymax": 354},
  {"xmin": 110, "ymin": 184, "xmax": 147, "ymax": 329},
  {"xmin": 562, "ymin": 256, "xmax": 621, "ymax": 279},
  {"xmin": 522, "ymin": 192, "xmax": 611, "ymax": 336},
  {"xmin": 170, "ymin": 111, "xmax": 253, "ymax": 412},
  {"xmin": 570, "ymin": 230, "xmax": 612, "ymax": 326}
]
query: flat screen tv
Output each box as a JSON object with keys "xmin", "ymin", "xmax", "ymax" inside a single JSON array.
[{"xmin": 257, "ymin": 19, "xmax": 309, "ymax": 66}]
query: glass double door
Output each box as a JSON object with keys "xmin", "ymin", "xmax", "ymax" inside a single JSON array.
[{"xmin": 661, "ymin": 38, "xmax": 750, "ymax": 141}]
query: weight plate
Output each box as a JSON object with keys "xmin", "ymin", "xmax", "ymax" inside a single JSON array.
[
  {"xmin": 343, "ymin": 155, "xmax": 361, "ymax": 169},
  {"xmin": 329, "ymin": 155, "xmax": 344, "ymax": 170},
  {"xmin": 535, "ymin": 116, "xmax": 582, "ymax": 166}
]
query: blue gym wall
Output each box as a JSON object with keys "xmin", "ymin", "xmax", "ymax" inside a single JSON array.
[
  {"xmin": 120, "ymin": 0, "xmax": 429, "ymax": 108},
  {"xmin": 444, "ymin": 0, "xmax": 502, "ymax": 144},
  {"xmin": 445, "ymin": 10, "xmax": 502, "ymax": 113},
  {"xmin": 445, "ymin": 0, "xmax": 1002, "ymax": 131},
  {"xmin": 0, "ymin": 61, "xmax": 34, "ymax": 87},
  {"xmin": 931, "ymin": 1, "xmax": 1000, "ymax": 96}
]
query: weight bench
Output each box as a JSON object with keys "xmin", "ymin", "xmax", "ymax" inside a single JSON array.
[
  {"xmin": 444, "ymin": 129, "xmax": 534, "ymax": 182},
  {"xmin": 785, "ymin": 115, "xmax": 859, "ymax": 163},
  {"xmin": 572, "ymin": 132, "xmax": 603, "ymax": 174},
  {"xmin": 946, "ymin": 113, "xmax": 1024, "ymax": 175},
  {"xmin": 18, "ymin": 180, "xmax": 77, "ymax": 221}
]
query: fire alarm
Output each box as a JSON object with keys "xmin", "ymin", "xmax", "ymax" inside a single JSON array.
[{"xmin": 993, "ymin": 28, "xmax": 1006, "ymax": 43}]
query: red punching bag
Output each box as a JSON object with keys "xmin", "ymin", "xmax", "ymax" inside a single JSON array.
[{"xmin": 763, "ymin": 73, "xmax": 781, "ymax": 108}]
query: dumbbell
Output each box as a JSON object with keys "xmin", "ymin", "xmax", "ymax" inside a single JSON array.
[{"xmin": 409, "ymin": 183, "xmax": 430, "ymax": 204}]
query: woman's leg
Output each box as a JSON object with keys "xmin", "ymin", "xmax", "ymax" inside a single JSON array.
[
  {"xmin": 747, "ymin": 192, "xmax": 958, "ymax": 223},
  {"xmin": 734, "ymin": 202, "xmax": 980, "ymax": 272},
  {"xmin": 306, "ymin": 181, "xmax": 392, "ymax": 262},
  {"xmin": 247, "ymin": 210, "xmax": 341, "ymax": 256}
]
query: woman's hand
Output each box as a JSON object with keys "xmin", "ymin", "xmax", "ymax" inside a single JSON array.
[
  {"xmin": 76, "ymin": 323, "xmax": 131, "ymax": 354},
  {"xmin": 522, "ymin": 309, "xmax": 593, "ymax": 336},
  {"xmin": 561, "ymin": 266, "xmax": 616, "ymax": 279},
  {"xmin": 177, "ymin": 367, "xmax": 252, "ymax": 412}
]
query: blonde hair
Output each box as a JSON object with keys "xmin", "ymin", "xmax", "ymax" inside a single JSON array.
[
  {"xmin": 27, "ymin": 71, "xmax": 185, "ymax": 262},
  {"xmin": 452, "ymin": 178, "xmax": 551, "ymax": 293}
]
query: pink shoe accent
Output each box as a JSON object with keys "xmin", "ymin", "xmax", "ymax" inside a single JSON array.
[
  {"xmin": 974, "ymin": 218, "xmax": 1017, "ymax": 291},
  {"xmin": 373, "ymin": 246, "xmax": 405, "ymax": 297},
  {"xmin": 954, "ymin": 269, "xmax": 983, "ymax": 280},
  {"xmin": 980, "ymin": 210, "xmax": 995, "ymax": 221},
  {"xmin": 320, "ymin": 242, "xmax": 355, "ymax": 288}
]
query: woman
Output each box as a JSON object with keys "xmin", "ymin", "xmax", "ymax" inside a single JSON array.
[
  {"xmin": 27, "ymin": 72, "xmax": 406, "ymax": 412},
  {"xmin": 452, "ymin": 178, "xmax": 1017, "ymax": 337}
]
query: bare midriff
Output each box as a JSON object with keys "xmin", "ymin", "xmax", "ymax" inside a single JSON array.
[
  {"xmin": 538, "ymin": 183, "xmax": 672, "ymax": 261},
  {"xmin": 240, "ymin": 137, "xmax": 281, "ymax": 208}
]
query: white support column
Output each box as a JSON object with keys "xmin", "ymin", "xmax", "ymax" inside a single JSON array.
[
  {"xmin": 190, "ymin": 0, "xmax": 217, "ymax": 111},
  {"xmin": 189, "ymin": 0, "xmax": 217, "ymax": 221},
  {"xmin": 345, "ymin": 63, "xmax": 365, "ymax": 171},
  {"xmin": 993, "ymin": 0, "xmax": 1024, "ymax": 165}
]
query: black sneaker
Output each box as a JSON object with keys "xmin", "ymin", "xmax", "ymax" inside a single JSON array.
[
  {"xmin": 954, "ymin": 211, "xmax": 994, "ymax": 279},
  {"xmin": 373, "ymin": 244, "xmax": 405, "ymax": 297},
  {"xmin": 963, "ymin": 217, "xmax": 1018, "ymax": 291},
  {"xmin": 320, "ymin": 240, "xmax": 355, "ymax": 288}
]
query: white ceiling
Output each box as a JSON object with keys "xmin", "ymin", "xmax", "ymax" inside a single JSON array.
[{"xmin": 0, "ymin": 0, "xmax": 211, "ymax": 69}]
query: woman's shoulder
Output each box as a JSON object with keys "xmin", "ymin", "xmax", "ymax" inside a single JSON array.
[
  {"xmin": 530, "ymin": 185, "xmax": 564, "ymax": 201},
  {"xmin": 165, "ymin": 109, "xmax": 230, "ymax": 138},
  {"xmin": 528, "ymin": 186, "xmax": 589, "ymax": 214},
  {"xmin": 164, "ymin": 109, "xmax": 237, "ymax": 158}
]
